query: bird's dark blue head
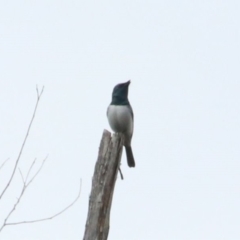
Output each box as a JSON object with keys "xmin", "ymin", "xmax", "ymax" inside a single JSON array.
[{"xmin": 111, "ymin": 80, "xmax": 131, "ymax": 105}]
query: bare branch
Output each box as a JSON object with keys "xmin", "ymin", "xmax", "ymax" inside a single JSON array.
[
  {"xmin": 18, "ymin": 169, "xmax": 25, "ymax": 184},
  {"xmin": 0, "ymin": 86, "xmax": 44, "ymax": 200},
  {"xmin": 25, "ymin": 158, "xmax": 37, "ymax": 183},
  {"xmin": 36, "ymin": 85, "xmax": 39, "ymax": 98},
  {"xmin": 26, "ymin": 156, "xmax": 47, "ymax": 187},
  {"xmin": 0, "ymin": 156, "xmax": 47, "ymax": 232},
  {"xmin": 0, "ymin": 86, "xmax": 81, "ymax": 234},
  {"xmin": 0, "ymin": 158, "xmax": 10, "ymax": 171},
  {"xmin": 3, "ymin": 179, "xmax": 82, "ymax": 227},
  {"xmin": 0, "ymin": 182, "xmax": 26, "ymax": 232},
  {"xmin": 36, "ymin": 85, "xmax": 44, "ymax": 99}
]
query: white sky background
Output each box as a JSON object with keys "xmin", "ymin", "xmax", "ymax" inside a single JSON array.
[{"xmin": 0, "ymin": 1, "xmax": 240, "ymax": 239}]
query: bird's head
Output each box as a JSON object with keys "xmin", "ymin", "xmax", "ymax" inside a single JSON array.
[{"xmin": 111, "ymin": 80, "xmax": 131, "ymax": 105}]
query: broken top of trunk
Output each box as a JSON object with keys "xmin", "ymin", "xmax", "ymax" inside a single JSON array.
[{"xmin": 83, "ymin": 130, "xmax": 123, "ymax": 240}]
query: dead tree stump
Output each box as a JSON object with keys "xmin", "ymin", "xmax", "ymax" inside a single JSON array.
[{"xmin": 83, "ymin": 130, "xmax": 123, "ymax": 240}]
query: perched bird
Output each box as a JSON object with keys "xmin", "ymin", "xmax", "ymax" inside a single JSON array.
[{"xmin": 107, "ymin": 80, "xmax": 135, "ymax": 167}]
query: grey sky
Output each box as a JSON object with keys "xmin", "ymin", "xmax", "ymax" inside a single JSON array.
[{"xmin": 0, "ymin": 1, "xmax": 240, "ymax": 239}]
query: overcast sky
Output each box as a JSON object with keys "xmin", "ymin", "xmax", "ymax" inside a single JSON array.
[{"xmin": 0, "ymin": 1, "xmax": 240, "ymax": 239}]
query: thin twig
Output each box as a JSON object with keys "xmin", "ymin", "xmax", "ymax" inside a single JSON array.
[
  {"xmin": 0, "ymin": 158, "xmax": 10, "ymax": 171},
  {"xmin": 18, "ymin": 169, "xmax": 25, "ymax": 184},
  {"xmin": 25, "ymin": 158, "xmax": 37, "ymax": 183},
  {"xmin": 26, "ymin": 156, "xmax": 47, "ymax": 187},
  {"xmin": 36, "ymin": 86, "xmax": 39, "ymax": 97},
  {"xmin": 0, "ymin": 86, "xmax": 44, "ymax": 200},
  {"xmin": 4, "ymin": 179, "xmax": 82, "ymax": 227},
  {"xmin": 118, "ymin": 167, "xmax": 124, "ymax": 180},
  {"xmin": 0, "ymin": 183, "xmax": 26, "ymax": 232},
  {"xmin": 0, "ymin": 156, "xmax": 47, "ymax": 232}
]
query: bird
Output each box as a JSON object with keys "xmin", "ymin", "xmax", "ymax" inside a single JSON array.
[{"xmin": 107, "ymin": 80, "xmax": 135, "ymax": 167}]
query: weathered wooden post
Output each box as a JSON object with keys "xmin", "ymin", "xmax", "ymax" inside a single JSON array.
[{"xmin": 83, "ymin": 130, "xmax": 123, "ymax": 240}]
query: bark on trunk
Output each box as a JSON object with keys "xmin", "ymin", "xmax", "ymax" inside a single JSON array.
[{"xmin": 83, "ymin": 130, "xmax": 123, "ymax": 240}]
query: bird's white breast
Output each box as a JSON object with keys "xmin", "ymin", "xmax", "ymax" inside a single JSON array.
[{"xmin": 107, "ymin": 105, "xmax": 133, "ymax": 135}]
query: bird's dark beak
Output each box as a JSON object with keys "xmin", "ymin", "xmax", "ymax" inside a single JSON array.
[{"xmin": 125, "ymin": 80, "xmax": 131, "ymax": 86}]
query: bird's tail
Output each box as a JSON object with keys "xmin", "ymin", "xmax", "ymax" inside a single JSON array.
[{"xmin": 125, "ymin": 146, "xmax": 135, "ymax": 167}]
